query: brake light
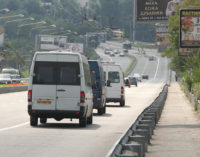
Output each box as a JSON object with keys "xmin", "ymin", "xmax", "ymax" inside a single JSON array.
[
  {"xmin": 28, "ymin": 90, "xmax": 32, "ymax": 102},
  {"xmin": 121, "ymin": 86, "xmax": 124, "ymax": 94},
  {"xmin": 98, "ymin": 89, "xmax": 102, "ymax": 96},
  {"xmin": 80, "ymin": 91, "xmax": 85, "ymax": 103}
]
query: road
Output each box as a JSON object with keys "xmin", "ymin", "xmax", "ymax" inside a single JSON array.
[{"xmin": 0, "ymin": 41, "xmax": 169, "ymax": 157}]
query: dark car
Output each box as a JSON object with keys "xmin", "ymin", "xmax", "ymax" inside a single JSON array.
[
  {"xmin": 128, "ymin": 76, "xmax": 137, "ymax": 86},
  {"xmin": 142, "ymin": 74, "xmax": 149, "ymax": 79},
  {"xmin": 124, "ymin": 78, "xmax": 131, "ymax": 88},
  {"xmin": 89, "ymin": 60, "xmax": 106, "ymax": 115}
]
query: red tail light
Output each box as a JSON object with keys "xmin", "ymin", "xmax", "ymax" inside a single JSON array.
[
  {"xmin": 28, "ymin": 90, "xmax": 32, "ymax": 102},
  {"xmin": 121, "ymin": 86, "xmax": 124, "ymax": 94},
  {"xmin": 98, "ymin": 89, "xmax": 102, "ymax": 96},
  {"xmin": 80, "ymin": 91, "xmax": 85, "ymax": 103}
]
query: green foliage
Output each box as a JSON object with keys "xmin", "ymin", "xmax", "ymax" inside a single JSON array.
[{"xmin": 84, "ymin": 46, "xmax": 98, "ymax": 60}]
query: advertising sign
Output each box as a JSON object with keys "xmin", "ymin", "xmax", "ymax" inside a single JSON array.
[
  {"xmin": 65, "ymin": 43, "xmax": 84, "ymax": 54},
  {"xmin": 38, "ymin": 35, "xmax": 67, "ymax": 51},
  {"xmin": 180, "ymin": 9, "xmax": 200, "ymax": 48},
  {"xmin": 178, "ymin": 48, "xmax": 192, "ymax": 56},
  {"xmin": 136, "ymin": 0, "xmax": 170, "ymax": 23},
  {"xmin": 0, "ymin": 26, "xmax": 4, "ymax": 47}
]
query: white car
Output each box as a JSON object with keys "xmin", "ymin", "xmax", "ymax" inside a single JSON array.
[
  {"xmin": 120, "ymin": 52, "xmax": 125, "ymax": 57},
  {"xmin": 133, "ymin": 73, "xmax": 142, "ymax": 82},
  {"xmin": 28, "ymin": 51, "xmax": 93, "ymax": 127},
  {"xmin": 0, "ymin": 74, "xmax": 12, "ymax": 84}
]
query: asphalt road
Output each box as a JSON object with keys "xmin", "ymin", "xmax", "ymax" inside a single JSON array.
[{"xmin": 0, "ymin": 41, "xmax": 169, "ymax": 157}]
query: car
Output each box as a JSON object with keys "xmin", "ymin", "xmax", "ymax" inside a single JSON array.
[
  {"xmin": 104, "ymin": 49, "xmax": 112, "ymax": 54},
  {"xmin": 120, "ymin": 52, "xmax": 125, "ymax": 57},
  {"xmin": 123, "ymin": 49, "xmax": 128, "ymax": 53},
  {"xmin": 11, "ymin": 74, "xmax": 21, "ymax": 83},
  {"xmin": 149, "ymin": 56, "xmax": 155, "ymax": 61},
  {"xmin": 28, "ymin": 51, "xmax": 93, "ymax": 127},
  {"xmin": 128, "ymin": 76, "xmax": 137, "ymax": 86},
  {"xmin": 142, "ymin": 74, "xmax": 149, "ymax": 79},
  {"xmin": 110, "ymin": 52, "xmax": 115, "ymax": 56},
  {"xmin": 113, "ymin": 49, "xmax": 119, "ymax": 54},
  {"xmin": 103, "ymin": 62, "xmax": 125, "ymax": 107},
  {"xmin": 124, "ymin": 78, "xmax": 131, "ymax": 88},
  {"xmin": 0, "ymin": 73, "xmax": 12, "ymax": 84},
  {"xmin": 133, "ymin": 73, "xmax": 142, "ymax": 82},
  {"xmin": 88, "ymin": 60, "xmax": 106, "ymax": 115}
]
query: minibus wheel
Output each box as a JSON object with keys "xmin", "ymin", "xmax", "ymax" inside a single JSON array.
[
  {"xmin": 79, "ymin": 116, "xmax": 87, "ymax": 127},
  {"xmin": 40, "ymin": 118, "xmax": 47, "ymax": 124},
  {"xmin": 87, "ymin": 113, "xmax": 93, "ymax": 124},
  {"xmin": 30, "ymin": 116, "xmax": 38, "ymax": 126}
]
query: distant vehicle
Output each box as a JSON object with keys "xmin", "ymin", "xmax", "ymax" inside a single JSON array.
[
  {"xmin": 120, "ymin": 52, "xmax": 125, "ymax": 57},
  {"xmin": 104, "ymin": 49, "xmax": 112, "ymax": 54},
  {"xmin": 149, "ymin": 56, "xmax": 155, "ymax": 61},
  {"xmin": 123, "ymin": 49, "xmax": 128, "ymax": 53},
  {"xmin": 128, "ymin": 76, "xmax": 137, "ymax": 86},
  {"xmin": 124, "ymin": 78, "xmax": 131, "ymax": 88},
  {"xmin": 113, "ymin": 49, "xmax": 119, "ymax": 54},
  {"xmin": 103, "ymin": 62, "xmax": 125, "ymax": 106},
  {"xmin": 123, "ymin": 43, "xmax": 132, "ymax": 49},
  {"xmin": 88, "ymin": 60, "xmax": 106, "ymax": 115},
  {"xmin": 28, "ymin": 51, "xmax": 93, "ymax": 127},
  {"xmin": 0, "ymin": 74, "xmax": 12, "ymax": 84},
  {"xmin": 110, "ymin": 52, "xmax": 115, "ymax": 56},
  {"xmin": 11, "ymin": 74, "xmax": 21, "ymax": 83},
  {"xmin": 133, "ymin": 73, "xmax": 142, "ymax": 82},
  {"xmin": 142, "ymin": 74, "xmax": 149, "ymax": 79},
  {"xmin": 2, "ymin": 68, "xmax": 19, "ymax": 75}
]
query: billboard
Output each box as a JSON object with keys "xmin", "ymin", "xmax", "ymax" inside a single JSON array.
[
  {"xmin": 0, "ymin": 26, "xmax": 4, "ymax": 47},
  {"xmin": 180, "ymin": 9, "xmax": 200, "ymax": 48},
  {"xmin": 135, "ymin": 0, "xmax": 182, "ymax": 23},
  {"xmin": 178, "ymin": 48, "xmax": 192, "ymax": 56},
  {"xmin": 37, "ymin": 35, "xmax": 67, "ymax": 51},
  {"xmin": 65, "ymin": 43, "xmax": 84, "ymax": 54}
]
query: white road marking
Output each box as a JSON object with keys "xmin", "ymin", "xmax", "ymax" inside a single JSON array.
[
  {"xmin": 0, "ymin": 122, "xmax": 29, "ymax": 132},
  {"xmin": 153, "ymin": 57, "xmax": 160, "ymax": 80}
]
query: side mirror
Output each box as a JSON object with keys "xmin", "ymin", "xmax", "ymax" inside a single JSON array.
[{"xmin": 107, "ymin": 80, "xmax": 111, "ymax": 87}]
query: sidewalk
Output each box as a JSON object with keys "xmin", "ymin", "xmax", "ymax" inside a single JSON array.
[{"xmin": 146, "ymin": 82, "xmax": 200, "ymax": 157}]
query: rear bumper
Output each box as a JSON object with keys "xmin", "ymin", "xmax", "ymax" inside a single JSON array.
[
  {"xmin": 106, "ymin": 95, "xmax": 124, "ymax": 103},
  {"xmin": 28, "ymin": 105, "xmax": 85, "ymax": 118}
]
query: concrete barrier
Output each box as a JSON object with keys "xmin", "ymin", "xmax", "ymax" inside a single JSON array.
[{"xmin": 0, "ymin": 86, "xmax": 28, "ymax": 94}]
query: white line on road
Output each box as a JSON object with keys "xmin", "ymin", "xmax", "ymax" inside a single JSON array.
[
  {"xmin": 153, "ymin": 57, "xmax": 160, "ymax": 80},
  {"xmin": 0, "ymin": 122, "xmax": 29, "ymax": 132}
]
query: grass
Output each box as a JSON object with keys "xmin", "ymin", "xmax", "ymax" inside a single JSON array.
[
  {"xmin": 124, "ymin": 53, "xmax": 136, "ymax": 77},
  {"xmin": 133, "ymin": 42, "xmax": 157, "ymax": 49}
]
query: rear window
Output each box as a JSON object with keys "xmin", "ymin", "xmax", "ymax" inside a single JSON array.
[
  {"xmin": 33, "ymin": 61, "xmax": 80, "ymax": 85},
  {"xmin": 108, "ymin": 71, "xmax": 120, "ymax": 83}
]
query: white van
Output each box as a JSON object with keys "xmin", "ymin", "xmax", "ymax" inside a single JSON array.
[
  {"xmin": 28, "ymin": 51, "xmax": 93, "ymax": 127},
  {"xmin": 102, "ymin": 62, "xmax": 125, "ymax": 106}
]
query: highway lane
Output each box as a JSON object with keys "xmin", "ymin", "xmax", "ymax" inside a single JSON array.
[{"xmin": 0, "ymin": 41, "xmax": 169, "ymax": 157}]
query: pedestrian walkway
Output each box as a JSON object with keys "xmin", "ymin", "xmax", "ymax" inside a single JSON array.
[{"xmin": 146, "ymin": 82, "xmax": 200, "ymax": 157}]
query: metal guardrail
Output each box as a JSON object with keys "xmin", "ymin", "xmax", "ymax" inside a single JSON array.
[{"xmin": 107, "ymin": 84, "xmax": 168, "ymax": 157}]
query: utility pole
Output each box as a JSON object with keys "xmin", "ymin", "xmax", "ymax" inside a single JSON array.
[{"xmin": 133, "ymin": 0, "xmax": 136, "ymax": 41}]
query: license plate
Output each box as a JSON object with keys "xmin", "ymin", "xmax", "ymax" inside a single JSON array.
[{"xmin": 37, "ymin": 100, "xmax": 51, "ymax": 104}]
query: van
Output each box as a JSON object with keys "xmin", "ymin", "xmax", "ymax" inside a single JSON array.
[
  {"xmin": 28, "ymin": 51, "xmax": 93, "ymax": 127},
  {"xmin": 102, "ymin": 62, "xmax": 125, "ymax": 106},
  {"xmin": 88, "ymin": 60, "xmax": 106, "ymax": 115}
]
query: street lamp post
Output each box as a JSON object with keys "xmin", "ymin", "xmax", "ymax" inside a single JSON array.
[
  {"xmin": 29, "ymin": 24, "xmax": 56, "ymax": 37},
  {"xmin": 0, "ymin": 8, "xmax": 9, "ymax": 13},
  {"xmin": 4, "ymin": 17, "xmax": 34, "ymax": 27},
  {"xmin": 0, "ymin": 14, "xmax": 24, "ymax": 20}
]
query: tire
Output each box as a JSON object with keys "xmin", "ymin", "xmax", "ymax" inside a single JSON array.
[
  {"xmin": 87, "ymin": 113, "xmax": 93, "ymax": 124},
  {"xmin": 30, "ymin": 116, "xmax": 38, "ymax": 126},
  {"xmin": 103, "ymin": 105, "xmax": 106, "ymax": 114},
  {"xmin": 98, "ymin": 108, "xmax": 104, "ymax": 115},
  {"xmin": 79, "ymin": 116, "xmax": 87, "ymax": 127},
  {"xmin": 120, "ymin": 99, "xmax": 125, "ymax": 107},
  {"xmin": 40, "ymin": 118, "xmax": 47, "ymax": 124}
]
